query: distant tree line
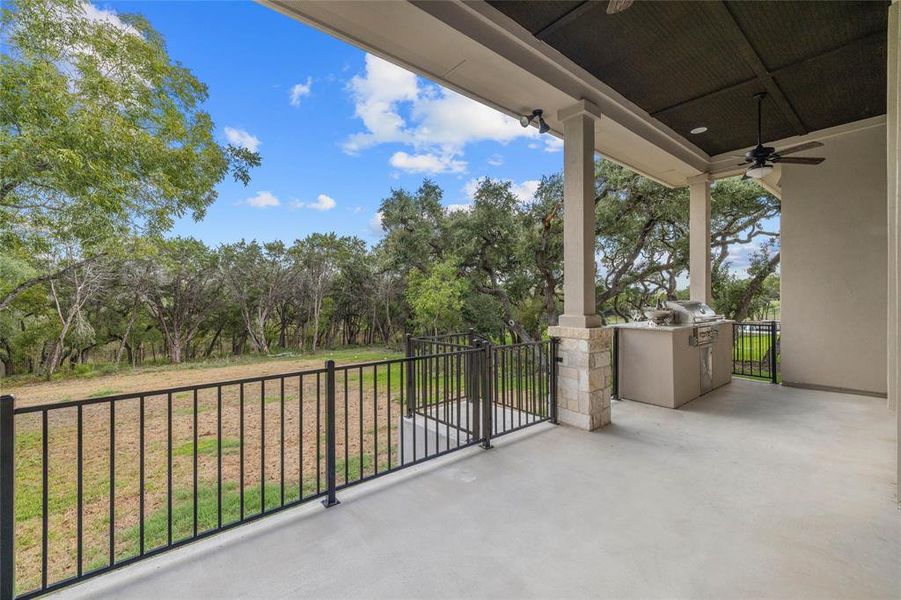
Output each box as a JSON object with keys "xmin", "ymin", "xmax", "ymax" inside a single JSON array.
[
  {"xmin": 0, "ymin": 168, "xmax": 781, "ymax": 377},
  {"xmin": 0, "ymin": 0, "xmax": 781, "ymax": 377}
]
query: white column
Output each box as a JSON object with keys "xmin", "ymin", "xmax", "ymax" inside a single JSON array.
[
  {"xmin": 886, "ymin": 0, "xmax": 900, "ymax": 492},
  {"xmin": 548, "ymin": 100, "xmax": 611, "ymax": 431},
  {"xmin": 557, "ymin": 100, "xmax": 602, "ymax": 328},
  {"xmin": 688, "ymin": 173, "xmax": 713, "ymax": 304}
]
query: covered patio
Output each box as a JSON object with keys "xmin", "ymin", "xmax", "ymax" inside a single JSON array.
[
  {"xmin": 260, "ymin": 0, "xmax": 899, "ymax": 475},
  {"xmin": 55, "ymin": 379, "xmax": 900, "ymax": 599},
  {"xmin": 3, "ymin": 1, "xmax": 899, "ymax": 598}
]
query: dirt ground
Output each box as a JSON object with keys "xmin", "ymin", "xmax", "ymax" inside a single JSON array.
[
  {"xmin": 2, "ymin": 349, "xmax": 400, "ymax": 408},
  {"xmin": 3, "ymin": 349, "xmax": 424, "ymax": 593}
]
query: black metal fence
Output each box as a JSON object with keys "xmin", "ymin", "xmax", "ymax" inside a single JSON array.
[
  {"xmin": 732, "ymin": 321, "xmax": 780, "ymax": 383},
  {"xmin": 0, "ymin": 338, "xmax": 557, "ymax": 599}
]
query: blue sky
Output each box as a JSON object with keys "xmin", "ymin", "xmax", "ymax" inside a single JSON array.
[
  {"xmin": 89, "ymin": 1, "xmax": 775, "ymax": 275},
  {"xmin": 103, "ymin": 0, "xmax": 564, "ymax": 246}
]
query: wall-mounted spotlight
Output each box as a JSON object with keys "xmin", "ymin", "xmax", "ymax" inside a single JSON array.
[{"xmin": 520, "ymin": 109, "xmax": 550, "ymax": 134}]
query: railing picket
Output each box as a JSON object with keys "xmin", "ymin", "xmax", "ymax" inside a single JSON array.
[
  {"xmin": 239, "ymin": 383, "xmax": 244, "ymax": 521},
  {"xmin": 374, "ymin": 364, "xmax": 379, "ymax": 475},
  {"xmin": 387, "ymin": 363, "xmax": 392, "ymax": 469},
  {"xmin": 260, "ymin": 381, "xmax": 266, "ymax": 514},
  {"xmin": 0, "ymin": 395, "xmax": 13, "ymax": 600},
  {"xmin": 76, "ymin": 404, "xmax": 83, "ymax": 575},
  {"xmin": 193, "ymin": 389, "xmax": 199, "ymax": 536},
  {"xmin": 298, "ymin": 376, "xmax": 304, "ymax": 499},
  {"xmin": 280, "ymin": 378, "xmax": 285, "ymax": 506},
  {"xmin": 217, "ymin": 386, "xmax": 222, "ymax": 529},
  {"xmin": 167, "ymin": 392, "xmax": 172, "ymax": 546},
  {"xmin": 316, "ymin": 373, "xmax": 321, "ymax": 495},
  {"xmin": 109, "ymin": 401, "xmax": 115, "ymax": 565},
  {"xmin": 357, "ymin": 367, "xmax": 363, "ymax": 479},
  {"xmin": 139, "ymin": 396, "xmax": 145, "ymax": 556},
  {"xmin": 41, "ymin": 410, "xmax": 48, "ymax": 589},
  {"xmin": 322, "ymin": 360, "xmax": 339, "ymax": 507},
  {"xmin": 344, "ymin": 370, "xmax": 349, "ymax": 484}
]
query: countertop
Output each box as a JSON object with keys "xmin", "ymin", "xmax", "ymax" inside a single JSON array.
[{"xmin": 611, "ymin": 320, "xmax": 733, "ymax": 332}]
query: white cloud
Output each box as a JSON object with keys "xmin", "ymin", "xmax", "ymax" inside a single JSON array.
[
  {"xmin": 445, "ymin": 203, "xmax": 472, "ymax": 214},
  {"xmin": 463, "ymin": 177, "xmax": 540, "ymax": 204},
  {"xmin": 81, "ymin": 2, "xmax": 140, "ymax": 35},
  {"xmin": 310, "ymin": 194, "xmax": 336, "ymax": 211},
  {"xmin": 389, "ymin": 151, "xmax": 466, "ymax": 174},
  {"xmin": 509, "ymin": 180, "xmax": 541, "ymax": 203},
  {"xmin": 289, "ymin": 77, "xmax": 313, "ymax": 107},
  {"xmin": 245, "ymin": 191, "xmax": 280, "ymax": 208},
  {"xmin": 368, "ymin": 211, "xmax": 385, "ymax": 234},
  {"xmin": 224, "ymin": 127, "xmax": 261, "ymax": 152},
  {"xmin": 543, "ymin": 136, "xmax": 564, "ymax": 153},
  {"xmin": 343, "ymin": 54, "xmax": 538, "ymax": 168},
  {"xmin": 487, "ymin": 154, "xmax": 504, "ymax": 166},
  {"xmin": 293, "ymin": 194, "xmax": 337, "ymax": 211}
]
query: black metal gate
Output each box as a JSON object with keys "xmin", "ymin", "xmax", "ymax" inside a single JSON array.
[{"xmin": 732, "ymin": 321, "xmax": 780, "ymax": 383}]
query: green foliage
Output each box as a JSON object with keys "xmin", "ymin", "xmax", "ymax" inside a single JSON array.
[
  {"xmin": 0, "ymin": 0, "xmax": 259, "ymax": 310},
  {"xmin": 406, "ymin": 258, "xmax": 468, "ymax": 335}
]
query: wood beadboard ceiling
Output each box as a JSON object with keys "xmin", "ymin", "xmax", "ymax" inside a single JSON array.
[{"xmin": 486, "ymin": 0, "xmax": 889, "ymax": 156}]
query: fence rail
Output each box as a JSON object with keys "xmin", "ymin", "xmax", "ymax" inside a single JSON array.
[
  {"xmin": 732, "ymin": 321, "xmax": 780, "ymax": 383},
  {"xmin": 0, "ymin": 337, "xmax": 557, "ymax": 599}
]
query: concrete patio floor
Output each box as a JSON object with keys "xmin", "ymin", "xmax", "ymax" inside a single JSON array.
[{"xmin": 55, "ymin": 379, "xmax": 900, "ymax": 599}]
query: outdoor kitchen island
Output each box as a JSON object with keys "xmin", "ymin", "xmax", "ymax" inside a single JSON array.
[{"xmin": 613, "ymin": 302, "xmax": 733, "ymax": 409}]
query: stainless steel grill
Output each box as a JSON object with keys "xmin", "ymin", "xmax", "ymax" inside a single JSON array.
[
  {"xmin": 665, "ymin": 301, "xmax": 726, "ymax": 394},
  {"xmin": 665, "ymin": 300, "xmax": 722, "ymax": 325}
]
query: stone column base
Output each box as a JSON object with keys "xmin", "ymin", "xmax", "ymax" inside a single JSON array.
[{"xmin": 547, "ymin": 325, "xmax": 612, "ymax": 430}]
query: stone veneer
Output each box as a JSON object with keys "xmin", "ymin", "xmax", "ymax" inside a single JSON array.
[{"xmin": 547, "ymin": 325, "xmax": 612, "ymax": 430}]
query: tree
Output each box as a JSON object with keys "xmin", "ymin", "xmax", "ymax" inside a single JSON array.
[
  {"xmin": 406, "ymin": 258, "xmax": 468, "ymax": 335},
  {"xmin": 377, "ymin": 180, "xmax": 449, "ymax": 274},
  {"xmin": 42, "ymin": 247, "xmax": 109, "ymax": 376},
  {"xmin": 219, "ymin": 241, "xmax": 292, "ymax": 354},
  {"xmin": 522, "ymin": 175, "xmax": 564, "ymax": 327},
  {"xmin": 451, "ymin": 178, "xmax": 533, "ymax": 341},
  {"xmin": 291, "ymin": 233, "xmax": 359, "ymax": 352},
  {"xmin": 0, "ymin": 0, "xmax": 260, "ymax": 309},
  {"xmin": 138, "ymin": 238, "xmax": 220, "ymax": 363}
]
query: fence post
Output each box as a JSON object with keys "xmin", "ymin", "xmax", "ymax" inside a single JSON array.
[
  {"xmin": 1, "ymin": 395, "xmax": 14, "ymax": 600},
  {"xmin": 468, "ymin": 345, "xmax": 481, "ymax": 441},
  {"xmin": 480, "ymin": 342, "xmax": 493, "ymax": 449},
  {"xmin": 322, "ymin": 361, "xmax": 339, "ymax": 507},
  {"xmin": 404, "ymin": 334, "xmax": 414, "ymax": 418},
  {"xmin": 769, "ymin": 321, "xmax": 779, "ymax": 384},
  {"xmin": 549, "ymin": 338, "xmax": 559, "ymax": 424}
]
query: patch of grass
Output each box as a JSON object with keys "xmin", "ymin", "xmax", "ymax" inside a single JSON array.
[
  {"xmin": 114, "ymin": 479, "xmax": 315, "ymax": 560},
  {"xmin": 173, "ymin": 438, "xmax": 241, "ymax": 457},
  {"xmin": 733, "ymin": 333, "xmax": 779, "ymax": 363}
]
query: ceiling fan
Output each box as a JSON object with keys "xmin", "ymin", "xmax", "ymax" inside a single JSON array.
[{"xmin": 737, "ymin": 92, "xmax": 825, "ymax": 179}]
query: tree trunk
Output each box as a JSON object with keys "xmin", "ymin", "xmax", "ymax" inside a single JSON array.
[{"xmin": 732, "ymin": 252, "xmax": 780, "ymax": 322}]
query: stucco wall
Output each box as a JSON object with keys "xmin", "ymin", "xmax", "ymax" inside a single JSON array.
[{"xmin": 780, "ymin": 124, "xmax": 888, "ymax": 396}]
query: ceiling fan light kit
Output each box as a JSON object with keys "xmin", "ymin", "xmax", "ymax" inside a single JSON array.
[{"xmin": 745, "ymin": 164, "xmax": 774, "ymax": 179}]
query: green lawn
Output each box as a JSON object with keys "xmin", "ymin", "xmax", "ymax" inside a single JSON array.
[{"xmin": 733, "ymin": 333, "xmax": 778, "ymax": 363}]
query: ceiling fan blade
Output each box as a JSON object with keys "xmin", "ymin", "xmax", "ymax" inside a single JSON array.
[
  {"xmin": 773, "ymin": 156, "xmax": 825, "ymax": 165},
  {"xmin": 776, "ymin": 141, "xmax": 824, "ymax": 156},
  {"xmin": 607, "ymin": 0, "xmax": 634, "ymax": 14}
]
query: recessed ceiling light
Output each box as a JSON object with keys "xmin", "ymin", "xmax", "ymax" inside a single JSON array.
[{"xmin": 690, "ymin": 126, "xmax": 708, "ymax": 135}]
